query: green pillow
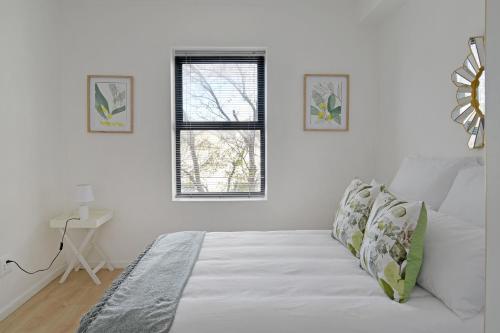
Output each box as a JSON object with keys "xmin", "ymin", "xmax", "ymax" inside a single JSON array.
[
  {"xmin": 359, "ymin": 191, "xmax": 427, "ymax": 303},
  {"xmin": 332, "ymin": 179, "xmax": 382, "ymax": 257}
]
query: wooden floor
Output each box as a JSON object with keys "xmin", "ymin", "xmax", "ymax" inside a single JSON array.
[{"xmin": 0, "ymin": 269, "xmax": 122, "ymax": 333}]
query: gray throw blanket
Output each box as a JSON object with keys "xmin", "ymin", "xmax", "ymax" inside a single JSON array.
[{"xmin": 78, "ymin": 231, "xmax": 206, "ymax": 333}]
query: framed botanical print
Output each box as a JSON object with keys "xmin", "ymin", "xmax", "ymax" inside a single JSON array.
[
  {"xmin": 304, "ymin": 74, "xmax": 349, "ymax": 131},
  {"xmin": 87, "ymin": 75, "xmax": 134, "ymax": 133}
]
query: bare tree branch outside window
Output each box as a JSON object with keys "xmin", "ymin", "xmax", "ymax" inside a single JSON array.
[{"xmin": 176, "ymin": 58, "xmax": 264, "ymax": 196}]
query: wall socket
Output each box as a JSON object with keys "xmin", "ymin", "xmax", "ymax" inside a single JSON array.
[{"xmin": 0, "ymin": 255, "xmax": 12, "ymax": 278}]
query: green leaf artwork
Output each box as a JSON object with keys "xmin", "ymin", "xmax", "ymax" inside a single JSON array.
[
  {"xmin": 333, "ymin": 114, "xmax": 341, "ymax": 125},
  {"xmin": 112, "ymin": 105, "xmax": 126, "ymax": 115},
  {"xmin": 312, "ymin": 90, "xmax": 324, "ymax": 107},
  {"xmin": 308, "ymin": 79, "xmax": 345, "ymax": 127},
  {"xmin": 95, "ymin": 84, "xmax": 110, "ymax": 120},
  {"xmin": 310, "ymin": 105, "xmax": 321, "ymax": 115},
  {"xmin": 89, "ymin": 76, "xmax": 133, "ymax": 133},
  {"xmin": 327, "ymin": 94, "xmax": 336, "ymax": 113},
  {"xmin": 94, "ymin": 83, "xmax": 127, "ymax": 124},
  {"xmin": 95, "ymin": 83, "xmax": 127, "ymax": 120},
  {"xmin": 306, "ymin": 75, "xmax": 348, "ymax": 130},
  {"xmin": 328, "ymin": 96, "xmax": 342, "ymax": 125}
]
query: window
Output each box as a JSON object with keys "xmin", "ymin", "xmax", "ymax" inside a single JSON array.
[{"xmin": 173, "ymin": 50, "xmax": 266, "ymax": 199}]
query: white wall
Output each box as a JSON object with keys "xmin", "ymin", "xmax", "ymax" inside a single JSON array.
[
  {"xmin": 375, "ymin": 0, "xmax": 485, "ymax": 183},
  {"xmin": 2, "ymin": 0, "xmax": 494, "ymax": 326},
  {"xmin": 357, "ymin": 0, "xmax": 407, "ymax": 25},
  {"xmin": 59, "ymin": 0, "xmax": 379, "ymax": 262},
  {"xmin": 0, "ymin": 0, "xmax": 64, "ymax": 319},
  {"xmin": 485, "ymin": 0, "xmax": 500, "ymax": 331}
]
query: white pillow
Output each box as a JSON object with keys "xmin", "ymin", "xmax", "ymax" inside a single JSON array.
[
  {"xmin": 439, "ymin": 166, "xmax": 485, "ymax": 227},
  {"xmin": 389, "ymin": 156, "xmax": 478, "ymax": 210},
  {"xmin": 417, "ymin": 210, "xmax": 485, "ymax": 319}
]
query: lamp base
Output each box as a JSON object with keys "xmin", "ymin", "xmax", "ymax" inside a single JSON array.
[{"xmin": 79, "ymin": 205, "xmax": 89, "ymax": 221}]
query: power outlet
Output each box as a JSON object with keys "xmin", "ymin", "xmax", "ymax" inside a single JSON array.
[{"xmin": 0, "ymin": 255, "xmax": 12, "ymax": 278}]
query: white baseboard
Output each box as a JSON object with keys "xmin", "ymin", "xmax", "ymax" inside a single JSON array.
[
  {"xmin": 0, "ymin": 266, "xmax": 65, "ymax": 321},
  {"xmin": 86, "ymin": 260, "xmax": 130, "ymax": 269},
  {"xmin": 108, "ymin": 260, "xmax": 130, "ymax": 269},
  {"xmin": 0, "ymin": 260, "xmax": 130, "ymax": 322}
]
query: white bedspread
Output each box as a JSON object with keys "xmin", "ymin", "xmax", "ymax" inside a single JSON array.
[{"xmin": 170, "ymin": 230, "xmax": 483, "ymax": 333}]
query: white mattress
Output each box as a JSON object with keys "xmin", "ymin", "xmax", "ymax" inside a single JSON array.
[{"xmin": 170, "ymin": 230, "xmax": 483, "ymax": 333}]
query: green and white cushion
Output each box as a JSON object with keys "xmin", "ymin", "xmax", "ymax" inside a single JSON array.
[
  {"xmin": 332, "ymin": 179, "xmax": 382, "ymax": 257},
  {"xmin": 359, "ymin": 191, "xmax": 427, "ymax": 303}
]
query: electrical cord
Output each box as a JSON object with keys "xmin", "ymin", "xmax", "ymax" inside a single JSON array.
[{"xmin": 5, "ymin": 217, "xmax": 80, "ymax": 275}]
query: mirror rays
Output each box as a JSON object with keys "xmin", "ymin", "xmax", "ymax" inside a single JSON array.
[{"xmin": 451, "ymin": 36, "xmax": 485, "ymax": 149}]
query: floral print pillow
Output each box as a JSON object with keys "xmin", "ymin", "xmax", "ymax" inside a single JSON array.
[
  {"xmin": 332, "ymin": 179, "xmax": 382, "ymax": 257},
  {"xmin": 359, "ymin": 191, "xmax": 427, "ymax": 303}
]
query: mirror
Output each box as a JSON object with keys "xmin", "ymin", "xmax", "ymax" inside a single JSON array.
[{"xmin": 451, "ymin": 36, "xmax": 486, "ymax": 149}]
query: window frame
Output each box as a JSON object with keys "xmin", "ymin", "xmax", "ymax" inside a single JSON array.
[{"xmin": 171, "ymin": 49, "xmax": 267, "ymax": 201}]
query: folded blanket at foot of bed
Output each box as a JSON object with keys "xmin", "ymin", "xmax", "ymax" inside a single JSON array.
[{"xmin": 78, "ymin": 231, "xmax": 206, "ymax": 333}]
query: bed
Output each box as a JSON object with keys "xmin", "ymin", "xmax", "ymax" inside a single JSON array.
[
  {"xmin": 171, "ymin": 230, "xmax": 482, "ymax": 333},
  {"xmin": 79, "ymin": 157, "xmax": 485, "ymax": 333},
  {"xmin": 79, "ymin": 230, "xmax": 483, "ymax": 333}
]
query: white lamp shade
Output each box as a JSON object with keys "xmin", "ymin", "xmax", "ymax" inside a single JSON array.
[{"xmin": 75, "ymin": 184, "xmax": 94, "ymax": 203}]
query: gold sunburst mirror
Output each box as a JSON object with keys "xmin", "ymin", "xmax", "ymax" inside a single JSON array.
[{"xmin": 451, "ymin": 36, "xmax": 486, "ymax": 149}]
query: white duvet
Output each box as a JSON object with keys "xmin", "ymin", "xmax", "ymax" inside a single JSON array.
[{"xmin": 170, "ymin": 230, "xmax": 483, "ymax": 333}]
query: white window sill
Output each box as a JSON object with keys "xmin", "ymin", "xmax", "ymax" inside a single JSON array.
[{"xmin": 172, "ymin": 196, "xmax": 267, "ymax": 202}]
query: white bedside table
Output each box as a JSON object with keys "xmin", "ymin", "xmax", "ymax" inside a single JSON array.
[{"xmin": 50, "ymin": 209, "xmax": 114, "ymax": 285}]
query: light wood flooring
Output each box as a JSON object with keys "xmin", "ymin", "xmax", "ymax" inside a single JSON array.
[{"xmin": 0, "ymin": 269, "xmax": 122, "ymax": 333}]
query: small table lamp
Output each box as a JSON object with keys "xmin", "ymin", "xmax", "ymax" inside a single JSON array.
[{"xmin": 76, "ymin": 184, "xmax": 94, "ymax": 221}]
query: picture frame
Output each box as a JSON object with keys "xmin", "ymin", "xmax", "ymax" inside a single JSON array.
[
  {"xmin": 304, "ymin": 74, "xmax": 349, "ymax": 131},
  {"xmin": 87, "ymin": 75, "xmax": 134, "ymax": 133}
]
